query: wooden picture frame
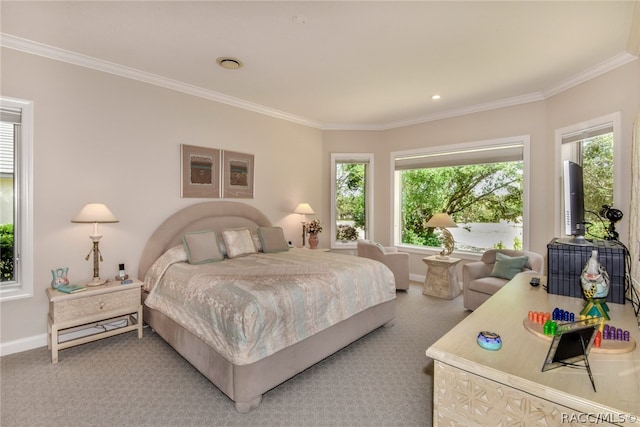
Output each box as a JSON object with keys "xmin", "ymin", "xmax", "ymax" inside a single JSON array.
[
  {"xmin": 222, "ymin": 150, "xmax": 254, "ymax": 198},
  {"xmin": 181, "ymin": 144, "xmax": 220, "ymax": 198}
]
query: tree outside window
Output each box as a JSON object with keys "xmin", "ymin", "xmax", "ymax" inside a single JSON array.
[
  {"xmin": 331, "ymin": 153, "xmax": 373, "ymax": 248},
  {"xmin": 570, "ymin": 133, "xmax": 614, "ymax": 239},
  {"xmin": 399, "ymin": 161, "xmax": 523, "ymax": 253}
]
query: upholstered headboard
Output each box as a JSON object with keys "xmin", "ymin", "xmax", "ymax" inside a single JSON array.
[{"xmin": 138, "ymin": 201, "xmax": 272, "ymax": 280}]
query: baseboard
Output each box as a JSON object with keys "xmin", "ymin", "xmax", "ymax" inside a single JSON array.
[
  {"xmin": 410, "ymin": 273, "xmax": 426, "ymax": 283},
  {"xmin": 0, "ymin": 333, "xmax": 47, "ymax": 356}
]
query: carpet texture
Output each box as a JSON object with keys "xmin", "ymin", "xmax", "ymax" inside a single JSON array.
[{"xmin": 1, "ymin": 283, "xmax": 468, "ymax": 426}]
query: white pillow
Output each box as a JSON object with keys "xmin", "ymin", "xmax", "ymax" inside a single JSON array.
[{"xmin": 222, "ymin": 228, "xmax": 258, "ymax": 258}]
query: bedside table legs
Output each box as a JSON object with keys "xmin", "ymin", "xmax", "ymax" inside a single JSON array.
[
  {"xmin": 136, "ymin": 305, "xmax": 143, "ymax": 339},
  {"xmin": 48, "ymin": 317, "xmax": 59, "ymax": 364}
]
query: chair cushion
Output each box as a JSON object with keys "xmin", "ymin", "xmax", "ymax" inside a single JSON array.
[
  {"xmin": 490, "ymin": 252, "xmax": 529, "ymax": 280},
  {"xmin": 468, "ymin": 276, "xmax": 509, "ymax": 295}
]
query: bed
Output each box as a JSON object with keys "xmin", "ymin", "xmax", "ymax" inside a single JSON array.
[{"xmin": 138, "ymin": 201, "xmax": 396, "ymax": 412}]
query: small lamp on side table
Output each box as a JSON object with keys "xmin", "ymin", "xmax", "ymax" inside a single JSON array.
[
  {"xmin": 425, "ymin": 213, "xmax": 458, "ymax": 259},
  {"xmin": 71, "ymin": 203, "xmax": 119, "ymax": 286},
  {"xmin": 294, "ymin": 203, "xmax": 315, "ymax": 248}
]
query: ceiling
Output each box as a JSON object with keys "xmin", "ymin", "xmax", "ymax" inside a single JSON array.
[{"xmin": 1, "ymin": 1, "xmax": 639, "ymax": 130}]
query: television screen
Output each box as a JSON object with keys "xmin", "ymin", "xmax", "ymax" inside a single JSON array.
[{"xmin": 562, "ymin": 160, "xmax": 589, "ymax": 245}]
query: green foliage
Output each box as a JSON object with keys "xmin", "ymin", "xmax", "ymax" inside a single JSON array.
[
  {"xmin": 335, "ymin": 163, "xmax": 366, "ymax": 230},
  {"xmin": 400, "ymin": 162, "xmax": 523, "ymax": 248},
  {"xmin": 0, "ymin": 224, "xmax": 14, "ymax": 281},
  {"xmin": 581, "ymin": 134, "xmax": 614, "ymax": 239},
  {"xmin": 513, "ymin": 236, "xmax": 522, "ymax": 250},
  {"xmin": 336, "ymin": 224, "xmax": 358, "ymax": 241}
]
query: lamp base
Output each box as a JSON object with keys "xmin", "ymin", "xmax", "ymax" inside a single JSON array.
[{"xmin": 86, "ymin": 277, "xmax": 109, "ymax": 287}]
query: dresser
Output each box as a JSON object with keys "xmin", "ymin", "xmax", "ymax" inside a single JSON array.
[
  {"xmin": 46, "ymin": 280, "xmax": 143, "ymax": 363},
  {"xmin": 426, "ymin": 273, "xmax": 640, "ymax": 426}
]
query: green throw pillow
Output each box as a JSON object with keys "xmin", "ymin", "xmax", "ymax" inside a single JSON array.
[
  {"xmin": 258, "ymin": 227, "xmax": 289, "ymax": 253},
  {"xmin": 490, "ymin": 252, "xmax": 529, "ymax": 280},
  {"xmin": 182, "ymin": 230, "xmax": 224, "ymax": 264}
]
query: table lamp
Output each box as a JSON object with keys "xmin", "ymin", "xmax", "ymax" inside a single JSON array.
[
  {"xmin": 294, "ymin": 203, "xmax": 315, "ymax": 248},
  {"xmin": 71, "ymin": 203, "xmax": 119, "ymax": 285},
  {"xmin": 425, "ymin": 213, "xmax": 458, "ymax": 259}
]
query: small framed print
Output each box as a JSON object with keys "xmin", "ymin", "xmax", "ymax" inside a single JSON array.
[
  {"xmin": 222, "ymin": 150, "xmax": 254, "ymax": 198},
  {"xmin": 181, "ymin": 144, "xmax": 220, "ymax": 198}
]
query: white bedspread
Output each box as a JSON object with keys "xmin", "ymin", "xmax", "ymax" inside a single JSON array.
[{"xmin": 144, "ymin": 248, "xmax": 396, "ymax": 365}]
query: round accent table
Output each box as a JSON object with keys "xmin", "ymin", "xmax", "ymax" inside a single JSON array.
[{"xmin": 421, "ymin": 255, "xmax": 461, "ymax": 299}]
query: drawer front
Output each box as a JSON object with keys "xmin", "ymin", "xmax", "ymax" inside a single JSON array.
[{"xmin": 51, "ymin": 288, "xmax": 139, "ymax": 323}]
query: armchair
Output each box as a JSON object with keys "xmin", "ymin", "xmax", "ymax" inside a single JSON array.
[
  {"xmin": 463, "ymin": 249, "xmax": 543, "ymax": 310},
  {"xmin": 356, "ymin": 240, "xmax": 410, "ymax": 290}
]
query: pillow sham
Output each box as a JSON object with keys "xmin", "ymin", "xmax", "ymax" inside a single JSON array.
[
  {"xmin": 490, "ymin": 252, "xmax": 529, "ymax": 280},
  {"xmin": 258, "ymin": 227, "xmax": 290, "ymax": 253},
  {"xmin": 252, "ymin": 233, "xmax": 263, "ymax": 252},
  {"xmin": 182, "ymin": 230, "xmax": 225, "ymax": 264},
  {"xmin": 222, "ymin": 228, "xmax": 258, "ymax": 258}
]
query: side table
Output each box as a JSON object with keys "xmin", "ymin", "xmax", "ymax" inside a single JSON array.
[
  {"xmin": 422, "ymin": 255, "xmax": 461, "ymax": 299},
  {"xmin": 46, "ymin": 279, "xmax": 143, "ymax": 363}
]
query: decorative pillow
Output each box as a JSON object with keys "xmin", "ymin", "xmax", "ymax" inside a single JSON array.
[
  {"xmin": 252, "ymin": 233, "xmax": 263, "ymax": 252},
  {"xmin": 258, "ymin": 227, "xmax": 289, "ymax": 253},
  {"xmin": 222, "ymin": 228, "xmax": 258, "ymax": 258},
  {"xmin": 182, "ymin": 230, "xmax": 224, "ymax": 264},
  {"xmin": 490, "ymin": 252, "xmax": 529, "ymax": 280}
]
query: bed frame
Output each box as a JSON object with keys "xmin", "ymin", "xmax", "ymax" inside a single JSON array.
[{"xmin": 138, "ymin": 201, "xmax": 396, "ymax": 412}]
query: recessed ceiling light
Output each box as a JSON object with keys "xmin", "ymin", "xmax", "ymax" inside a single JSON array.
[
  {"xmin": 216, "ymin": 57, "xmax": 243, "ymax": 70},
  {"xmin": 431, "ymin": 94, "xmax": 441, "ymax": 100}
]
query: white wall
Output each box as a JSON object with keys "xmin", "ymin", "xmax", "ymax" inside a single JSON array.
[{"xmin": 0, "ymin": 48, "xmax": 323, "ymax": 349}]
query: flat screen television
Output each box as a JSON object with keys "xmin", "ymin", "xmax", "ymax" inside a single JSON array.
[{"xmin": 561, "ymin": 160, "xmax": 591, "ymax": 245}]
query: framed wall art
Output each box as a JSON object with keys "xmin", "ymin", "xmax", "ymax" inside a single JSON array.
[
  {"xmin": 222, "ymin": 150, "xmax": 254, "ymax": 198},
  {"xmin": 181, "ymin": 144, "xmax": 220, "ymax": 198}
]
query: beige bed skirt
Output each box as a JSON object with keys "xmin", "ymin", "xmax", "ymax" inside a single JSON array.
[{"xmin": 143, "ymin": 293, "xmax": 395, "ymax": 412}]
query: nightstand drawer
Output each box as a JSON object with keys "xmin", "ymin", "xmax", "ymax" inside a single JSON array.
[{"xmin": 50, "ymin": 288, "xmax": 139, "ymax": 323}]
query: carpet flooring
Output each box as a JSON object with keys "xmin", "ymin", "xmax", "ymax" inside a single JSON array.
[{"xmin": 0, "ymin": 282, "xmax": 469, "ymax": 426}]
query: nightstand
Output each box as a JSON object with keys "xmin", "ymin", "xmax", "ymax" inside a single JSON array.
[
  {"xmin": 422, "ymin": 256, "xmax": 462, "ymax": 299},
  {"xmin": 46, "ymin": 279, "xmax": 143, "ymax": 363}
]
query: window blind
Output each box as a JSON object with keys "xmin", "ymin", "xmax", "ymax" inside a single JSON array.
[{"xmin": 394, "ymin": 143, "xmax": 523, "ymax": 170}]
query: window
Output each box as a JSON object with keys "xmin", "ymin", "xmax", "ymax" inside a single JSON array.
[
  {"xmin": 331, "ymin": 153, "xmax": 373, "ymax": 249},
  {"xmin": 392, "ymin": 136, "xmax": 530, "ymax": 254},
  {"xmin": 0, "ymin": 97, "xmax": 33, "ymax": 301},
  {"xmin": 556, "ymin": 113, "xmax": 620, "ymax": 240}
]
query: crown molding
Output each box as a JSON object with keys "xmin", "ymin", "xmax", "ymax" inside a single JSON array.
[
  {"xmin": 375, "ymin": 93, "xmax": 547, "ymax": 131},
  {"xmin": 0, "ymin": 33, "xmax": 322, "ymax": 129},
  {"xmin": 542, "ymin": 52, "xmax": 638, "ymax": 99},
  {"xmin": 2, "ymin": 33, "xmax": 636, "ymax": 132},
  {"xmin": 321, "ymin": 92, "xmax": 546, "ymax": 131}
]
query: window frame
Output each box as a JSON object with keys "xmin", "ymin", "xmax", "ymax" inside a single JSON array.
[
  {"xmin": 390, "ymin": 135, "xmax": 531, "ymax": 254},
  {"xmin": 554, "ymin": 112, "xmax": 621, "ymax": 239},
  {"xmin": 330, "ymin": 153, "xmax": 374, "ymax": 250},
  {"xmin": 0, "ymin": 96, "xmax": 34, "ymax": 302}
]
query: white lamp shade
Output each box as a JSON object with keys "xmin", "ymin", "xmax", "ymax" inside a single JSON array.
[
  {"xmin": 425, "ymin": 213, "xmax": 457, "ymax": 228},
  {"xmin": 71, "ymin": 203, "xmax": 119, "ymax": 223},
  {"xmin": 294, "ymin": 203, "xmax": 315, "ymax": 215}
]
